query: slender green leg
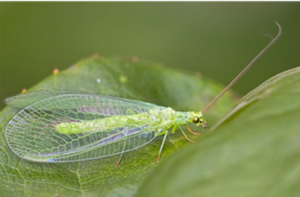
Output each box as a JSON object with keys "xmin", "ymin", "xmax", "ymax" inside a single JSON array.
[
  {"xmin": 185, "ymin": 125, "xmax": 200, "ymax": 135},
  {"xmin": 178, "ymin": 125, "xmax": 194, "ymax": 142},
  {"xmin": 114, "ymin": 141, "xmax": 127, "ymax": 167},
  {"xmin": 172, "ymin": 123, "xmax": 178, "ymax": 134},
  {"xmin": 156, "ymin": 130, "xmax": 169, "ymax": 162}
]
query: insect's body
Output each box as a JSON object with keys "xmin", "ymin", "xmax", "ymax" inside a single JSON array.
[{"xmin": 56, "ymin": 107, "xmax": 204, "ymax": 135}]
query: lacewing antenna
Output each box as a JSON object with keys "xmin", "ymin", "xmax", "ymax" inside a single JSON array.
[{"xmin": 202, "ymin": 22, "xmax": 281, "ymax": 114}]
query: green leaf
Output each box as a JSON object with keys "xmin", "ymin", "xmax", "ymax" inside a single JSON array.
[
  {"xmin": 137, "ymin": 67, "xmax": 300, "ymax": 197},
  {"xmin": 0, "ymin": 57, "xmax": 236, "ymax": 197}
]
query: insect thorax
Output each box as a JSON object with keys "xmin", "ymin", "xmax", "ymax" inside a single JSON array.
[{"xmin": 148, "ymin": 107, "xmax": 176, "ymax": 122}]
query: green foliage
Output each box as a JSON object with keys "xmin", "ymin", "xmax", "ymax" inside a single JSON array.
[
  {"xmin": 137, "ymin": 67, "xmax": 300, "ymax": 197},
  {"xmin": 0, "ymin": 57, "xmax": 235, "ymax": 197}
]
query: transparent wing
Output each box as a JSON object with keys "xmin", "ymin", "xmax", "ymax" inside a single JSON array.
[{"xmin": 5, "ymin": 93, "xmax": 169, "ymax": 163}]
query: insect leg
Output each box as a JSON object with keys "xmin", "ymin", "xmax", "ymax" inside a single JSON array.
[
  {"xmin": 171, "ymin": 123, "xmax": 178, "ymax": 134},
  {"xmin": 185, "ymin": 125, "xmax": 200, "ymax": 135},
  {"xmin": 178, "ymin": 124, "xmax": 194, "ymax": 142},
  {"xmin": 156, "ymin": 130, "xmax": 169, "ymax": 162},
  {"xmin": 114, "ymin": 154, "xmax": 123, "ymax": 167},
  {"xmin": 114, "ymin": 141, "xmax": 127, "ymax": 167}
]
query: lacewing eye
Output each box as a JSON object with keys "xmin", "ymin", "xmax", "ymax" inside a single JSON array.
[{"xmin": 193, "ymin": 117, "xmax": 200, "ymax": 123}]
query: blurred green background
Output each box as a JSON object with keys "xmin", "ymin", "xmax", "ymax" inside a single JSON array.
[{"xmin": 0, "ymin": 2, "xmax": 299, "ymax": 110}]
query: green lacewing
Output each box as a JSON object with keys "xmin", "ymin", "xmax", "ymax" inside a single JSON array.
[{"xmin": 4, "ymin": 22, "xmax": 281, "ymax": 164}]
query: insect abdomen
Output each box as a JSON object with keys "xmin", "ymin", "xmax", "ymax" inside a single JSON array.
[{"xmin": 56, "ymin": 113, "xmax": 152, "ymax": 134}]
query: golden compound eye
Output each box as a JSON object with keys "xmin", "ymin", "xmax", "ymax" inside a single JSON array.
[{"xmin": 193, "ymin": 116, "xmax": 200, "ymax": 123}]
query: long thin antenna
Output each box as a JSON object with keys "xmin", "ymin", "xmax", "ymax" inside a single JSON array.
[{"xmin": 202, "ymin": 22, "xmax": 281, "ymax": 114}]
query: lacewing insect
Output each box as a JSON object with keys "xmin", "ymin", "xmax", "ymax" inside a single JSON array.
[{"xmin": 4, "ymin": 22, "xmax": 281, "ymax": 165}]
